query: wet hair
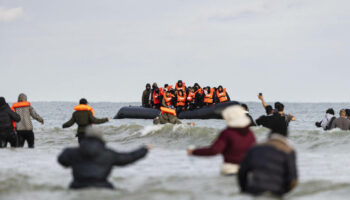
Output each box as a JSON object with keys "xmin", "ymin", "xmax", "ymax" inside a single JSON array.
[
  {"xmin": 178, "ymin": 80, "xmax": 182, "ymax": 83},
  {"xmin": 79, "ymin": 98, "xmax": 88, "ymax": 105},
  {"xmin": 326, "ymin": 108, "xmax": 335, "ymax": 115},
  {"xmin": 275, "ymin": 103, "xmax": 284, "ymax": 112},
  {"xmin": 0, "ymin": 97, "xmax": 6, "ymax": 106},
  {"xmin": 241, "ymin": 104, "xmax": 249, "ymax": 111},
  {"xmin": 265, "ymin": 105, "xmax": 273, "ymax": 115}
]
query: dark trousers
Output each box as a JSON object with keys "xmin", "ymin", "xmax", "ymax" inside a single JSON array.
[
  {"xmin": 17, "ymin": 130, "xmax": 35, "ymax": 148},
  {"xmin": 76, "ymin": 132, "xmax": 86, "ymax": 144},
  {"xmin": 0, "ymin": 129, "xmax": 18, "ymax": 148}
]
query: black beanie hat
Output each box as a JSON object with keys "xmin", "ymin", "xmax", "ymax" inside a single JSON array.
[
  {"xmin": 0, "ymin": 97, "xmax": 6, "ymax": 106},
  {"xmin": 79, "ymin": 98, "xmax": 88, "ymax": 105}
]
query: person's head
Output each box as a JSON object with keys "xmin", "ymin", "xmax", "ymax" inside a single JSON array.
[
  {"xmin": 241, "ymin": 104, "xmax": 249, "ymax": 112},
  {"xmin": 177, "ymin": 80, "xmax": 183, "ymax": 87},
  {"xmin": 85, "ymin": 127, "xmax": 105, "ymax": 142},
  {"xmin": 79, "ymin": 98, "xmax": 88, "ymax": 105},
  {"xmin": 340, "ymin": 109, "xmax": 346, "ymax": 117},
  {"xmin": 345, "ymin": 109, "xmax": 350, "ymax": 117},
  {"xmin": 326, "ymin": 108, "xmax": 335, "ymax": 115},
  {"xmin": 18, "ymin": 93, "xmax": 27, "ymax": 102},
  {"xmin": 269, "ymin": 116, "xmax": 288, "ymax": 137},
  {"xmin": 222, "ymin": 105, "xmax": 251, "ymax": 128},
  {"xmin": 274, "ymin": 102, "xmax": 281, "ymax": 109},
  {"xmin": 218, "ymin": 85, "xmax": 223, "ymax": 92},
  {"xmin": 164, "ymin": 84, "xmax": 169, "ymax": 88},
  {"xmin": 0, "ymin": 97, "xmax": 6, "ymax": 106},
  {"xmin": 275, "ymin": 103, "xmax": 284, "ymax": 112},
  {"xmin": 152, "ymin": 82, "xmax": 158, "ymax": 89},
  {"xmin": 188, "ymin": 86, "xmax": 192, "ymax": 90},
  {"xmin": 166, "ymin": 91, "xmax": 171, "ymax": 97},
  {"xmin": 178, "ymin": 90, "xmax": 184, "ymax": 96},
  {"xmin": 146, "ymin": 83, "xmax": 151, "ymax": 90},
  {"xmin": 265, "ymin": 105, "xmax": 273, "ymax": 115}
]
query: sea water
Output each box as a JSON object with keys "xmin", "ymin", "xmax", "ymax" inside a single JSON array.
[{"xmin": 1, "ymin": 102, "xmax": 350, "ymax": 200}]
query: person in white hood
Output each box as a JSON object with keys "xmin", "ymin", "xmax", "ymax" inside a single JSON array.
[{"xmin": 315, "ymin": 108, "xmax": 335, "ymax": 130}]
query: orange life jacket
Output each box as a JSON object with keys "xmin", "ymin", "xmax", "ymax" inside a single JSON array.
[
  {"xmin": 187, "ymin": 91, "xmax": 196, "ymax": 103},
  {"xmin": 164, "ymin": 95, "xmax": 173, "ymax": 106},
  {"xmin": 194, "ymin": 88, "xmax": 203, "ymax": 95},
  {"xmin": 152, "ymin": 90, "xmax": 160, "ymax": 105},
  {"xmin": 175, "ymin": 82, "xmax": 186, "ymax": 91},
  {"xmin": 176, "ymin": 94, "xmax": 186, "ymax": 106},
  {"xmin": 204, "ymin": 88, "xmax": 215, "ymax": 104},
  {"xmin": 159, "ymin": 87, "xmax": 164, "ymax": 96},
  {"xmin": 160, "ymin": 106, "xmax": 177, "ymax": 116},
  {"xmin": 163, "ymin": 85, "xmax": 173, "ymax": 92},
  {"xmin": 11, "ymin": 101, "xmax": 31, "ymax": 130},
  {"xmin": 216, "ymin": 88, "xmax": 228, "ymax": 102},
  {"xmin": 74, "ymin": 104, "xmax": 95, "ymax": 116}
]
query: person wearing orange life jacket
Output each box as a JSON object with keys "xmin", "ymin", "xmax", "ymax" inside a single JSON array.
[
  {"xmin": 193, "ymin": 83, "xmax": 204, "ymax": 108},
  {"xmin": 176, "ymin": 90, "xmax": 187, "ymax": 114},
  {"xmin": 215, "ymin": 85, "xmax": 231, "ymax": 104},
  {"xmin": 175, "ymin": 80, "xmax": 186, "ymax": 93},
  {"xmin": 186, "ymin": 87, "xmax": 196, "ymax": 110},
  {"xmin": 12, "ymin": 93, "xmax": 44, "ymax": 148},
  {"xmin": 162, "ymin": 91, "xmax": 175, "ymax": 107},
  {"xmin": 150, "ymin": 83, "xmax": 162, "ymax": 109},
  {"xmin": 162, "ymin": 84, "xmax": 173, "ymax": 93},
  {"xmin": 63, "ymin": 98, "xmax": 109, "ymax": 143},
  {"xmin": 0, "ymin": 97, "xmax": 21, "ymax": 148},
  {"xmin": 153, "ymin": 107, "xmax": 182, "ymax": 125},
  {"xmin": 203, "ymin": 86, "xmax": 215, "ymax": 106}
]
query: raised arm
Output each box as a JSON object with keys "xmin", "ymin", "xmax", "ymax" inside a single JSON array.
[
  {"xmin": 192, "ymin": 132, "xmax": 226, "ymax": 156},
  {"xmin": 62, "ymin": 114, "xmax": 76, "ymax": 128},
  {"xmin": 258, "ymin": 94, "xmax": 267, "ymax": 108},
  {"xmin": 29, "ymin": 106, "xmax": 44, "ymax": 124},
  {"xmin": 112, "ymin": 146, "xmax": 148, "ymax": 166},
  {"xmin": 89, "ymin": 112, "xmax": 109, "ymax": 124}
]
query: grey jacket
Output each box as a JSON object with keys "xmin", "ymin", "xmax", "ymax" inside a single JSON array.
[
  {"xmin": 331, "ymin": 117, "xmax": 350, "ymax": 131},
  {"xmin": 14, "ymin": 94, "xmax": 43, "ymax": 131}
]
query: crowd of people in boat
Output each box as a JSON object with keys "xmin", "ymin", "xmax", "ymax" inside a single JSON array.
[{"xmin": 141, "ymin": 80, "xmax": 231, "ymax": 113}]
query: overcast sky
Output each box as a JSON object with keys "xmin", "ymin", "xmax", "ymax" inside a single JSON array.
[{"xmin": 1, "ymin": 0, "xmax": 350, "ymax": 103}]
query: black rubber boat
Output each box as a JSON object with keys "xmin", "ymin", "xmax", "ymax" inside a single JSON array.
[{"xmin": 114, "ymin": 101, "xmax": 240, "ymax": 119}]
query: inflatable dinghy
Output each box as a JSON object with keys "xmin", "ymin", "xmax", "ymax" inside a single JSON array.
[{"xmin": 114, "ymin": 101, "xmax": 240, "ymax": 119}]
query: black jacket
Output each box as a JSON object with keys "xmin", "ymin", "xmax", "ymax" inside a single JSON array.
[
  {"xmin": 238, "ymin": 134, "xmax": 298, "ymax": 196},
  {"xmin": 0, "ymin": 104, "xmax": 21, "ymax": 131},
  {"xmin": 58, "ymin": 137, "xmax": 148, "ymax": 189}
]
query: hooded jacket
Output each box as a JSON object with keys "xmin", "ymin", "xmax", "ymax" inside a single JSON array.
[
  {"xmin": 13, "ymin": 93, "xmax": 43, "ymax": 131},
  {"xmin": 58, "ymin": 137, "xmax": 148, "ymax": 189},
  {"xmin": 0, "ymin": 99, "xmax": 21, "ymax": 131},
  {"xmin": 192, "ymin": 127, "xmax": 256, "ymax": 164},
  {"xmin": 238, "ymin": 134, "xmax": 298, "ymax": 196}
]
